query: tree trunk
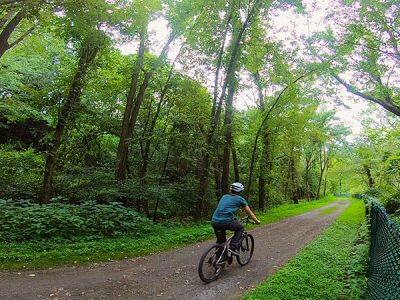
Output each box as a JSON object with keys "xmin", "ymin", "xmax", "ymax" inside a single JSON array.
[
  {"xmin": 289, "ymin": 155, "xmax": 299, "ymax": 204},
  {"xmin": 323, "ymin": 164, "xmax": 329, "ymax": 197},
  {"xmin": 115, "ymin": 27, "xmax": 147, "ymax": 182},
  {"xmin": 211, "ymin": 11, "xmax": 232, "ymax": 117},
  {"xmin": 258, "ymin": 129, "xmax": 271, "ymax": 210},
  {"xmin": 196, "ymin": 0, "xmax": 261, "ymax": 219},
  {"xmin": 213, "ymin": 159, "xmax": 222, "ymax": 201},
  {"xmin": 365, "ymin": 165, "xmax": 375, "ymax": 187},
  {"xmin": 221, "ymin": 82, "xmax": 236, "ymax": 195},
  {"xmin": 0, "ymin": 10, "xmax": 16, "ymax": 29},
  {"xmin": 194, "ymin": 11, "xmax": 232, "ymax": 214},
  {"xmin": 40, "ymin": 34, "xmax": 103, "ymax": 203},
  {"xmin": 316, "ymin": 145, "xmax": 329, "ymax": 199},
  {"xmin": 153, "ymin": 146, "xmax": 171, "ymax": 222},
  {"xmin": 246, "ymin": 71, "xmax": 314, "ymax": 198},
  {"xmin": 139, "ymin": 41, "xmax": 183, "ymax": 180},
  {"xmin": 231, "ymin": 140, "xmax": 240, "ymax": 182},
  {"xmin": 0, "ymin": 9, "xmax": 23, "ymax": 58},
  {"xmin": 258, "ymin": 173, "xmax": 266, "ymax": 210},
  {"xmin": 304, "ymin": 155, "xmax": 312, "ymax": 200},
  {"xmin": 116, "ymin": 26, "xmax": 176, "ymax": 183},
  {"xmin": 253, "ymin": 71, "xmax": 272, "ymax": 210}
]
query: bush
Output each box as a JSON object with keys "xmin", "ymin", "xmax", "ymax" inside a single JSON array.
[
  {"xmin": 0, "ymin": 199, "xmax": 156, "ymax": 242},
  {"xmin": 52, "ymin": 168, "xmax": 118, "ymax": 203},
  {"xmin": 384, "ymin": 194, "xmax": 400, "ymax": 214},
  {"xmin": 364, "ymin": 187, "xmax": 383, "ymax": 198},
  {"xmin": 0, "ymin": 146, "xmax": 44, "ymax": 199}
]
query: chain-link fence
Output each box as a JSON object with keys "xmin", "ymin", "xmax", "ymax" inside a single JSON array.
[{"xmin": 365, "ymin": 199, "xmax": 400, "ymax": 300}]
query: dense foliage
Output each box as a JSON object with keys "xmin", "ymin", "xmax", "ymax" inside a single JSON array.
[
  {"xmin": 0, "ymin": 0, "xmax": 399, "ymax": 226},
  {"xmin": 0, "ymin": 199, "xmax": 155, "ymax": 242}
]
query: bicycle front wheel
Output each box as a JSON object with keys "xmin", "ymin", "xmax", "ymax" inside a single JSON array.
[
  {"xmin": 198, "ymin": 244, "xmax": 225, "ymax": 283},
  {"xmin": 237, "ymin": 233, "xmax": 254, "ymax": 266}
]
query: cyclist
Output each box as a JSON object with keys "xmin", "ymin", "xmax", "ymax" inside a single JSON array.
[{"xmin": 211, "ymin": 182, "xmax": 261, "ymax": 257}]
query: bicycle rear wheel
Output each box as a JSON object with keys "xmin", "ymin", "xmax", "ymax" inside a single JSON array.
[
  {"xmin": 237, "ymin": 233, "xmax": 254, "ymax": 266},
  {"xmin": 198, "ymin": 244, "xmax": 225, "ymax": 283}
]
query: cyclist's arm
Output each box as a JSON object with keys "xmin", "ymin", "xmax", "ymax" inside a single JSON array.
[{"xmin": 244, "ymin": 206, "xmax": 261, "ymax": 224}]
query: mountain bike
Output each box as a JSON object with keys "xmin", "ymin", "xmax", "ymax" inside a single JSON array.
[{"xmin": 198, "ymin": 217, "xmax": 255, "ymax": 283}]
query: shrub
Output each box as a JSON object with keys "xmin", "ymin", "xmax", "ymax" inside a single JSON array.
[
  {"xmin": 0, "ymin": 200, "xmax": 156, "ymax": 242},
  {"xmin": 0, "ymin": 146, "xmax": 44, "ymax": 199},
  {"xmin": 384, "ymin": 194, "xmax": 400, "ymax": 214}
]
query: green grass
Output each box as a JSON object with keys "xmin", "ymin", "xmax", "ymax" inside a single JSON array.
[
  {"xmin": 243, "ymin": 198, "xmax": 368, "ymax": 300},
  {"xmin": 256, "ymin": 196, "xmax": 337, "ymax": 224},
  {"xmin": 0, "ymin": 195, "xmax": 338, "ymax": 270}
]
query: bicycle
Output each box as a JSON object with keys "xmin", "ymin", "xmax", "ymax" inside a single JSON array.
[{"xmin": 198, "ymin": 217, "xmax": 255, "ymax": 283}]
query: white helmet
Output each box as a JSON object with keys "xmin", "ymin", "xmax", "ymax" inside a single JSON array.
[{"xmin": 230, "ymin": 182, "xmax": 244, "ymax": 193}]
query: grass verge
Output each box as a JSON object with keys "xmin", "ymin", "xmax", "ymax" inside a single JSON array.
[
  {"xmin": 0, "ymin": 196, "xmax": 338, "ymax": 270},
  {"xmin": 243, "ymin": 198, "xmax": 369, "ymax": 300}
]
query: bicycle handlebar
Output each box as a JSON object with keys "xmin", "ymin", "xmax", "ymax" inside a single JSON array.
[{"xmin": 238, "ymin": 216, "xmax": 255, "ymax": 224}]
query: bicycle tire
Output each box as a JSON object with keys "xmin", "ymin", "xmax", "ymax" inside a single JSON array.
[
  {"xmin": 198, "ymin": 244, "xmax": 225, "ymax": 283},
  {"xmin": 237, "ymin": 233, "xmax": 254, "ymax": 266}
]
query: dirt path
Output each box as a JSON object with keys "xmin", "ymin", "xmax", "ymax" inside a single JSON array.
[{"xmin": 0, "ymin": 200, "xmax": 349, "ymax": 300}]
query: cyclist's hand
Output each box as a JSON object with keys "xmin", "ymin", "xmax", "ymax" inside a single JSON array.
[{"xmin": 255, "ymin": 220, "xmax": 261, "ymax": 225}]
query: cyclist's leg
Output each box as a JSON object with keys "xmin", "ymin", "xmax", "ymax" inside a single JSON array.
[
  {"xmin": 227, "ymin": 221, "xmax": 244, "ymax": 252},
  {"xmin": 212, "ymin": 223, "xmax": 227, "ymax": 244},
  {"xmin": 212, "ymin": 223, "xmax": 227, "ymax": 259}
]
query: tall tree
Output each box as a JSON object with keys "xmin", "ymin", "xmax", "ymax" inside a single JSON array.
[{"xmin": 40, "ymin": 0, "xmax": 115, "ymax": 203}]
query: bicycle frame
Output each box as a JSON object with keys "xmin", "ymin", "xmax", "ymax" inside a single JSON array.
[
  {"xmin": 214, "ymin": 235, "xmax": 234, "ymax": 265},
  {"xmin": 198, "ymin": 217, "xmax": 255, "ymax": 283}
]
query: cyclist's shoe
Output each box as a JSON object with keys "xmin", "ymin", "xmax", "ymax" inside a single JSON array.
[
  {"xmin": 227, "ymin": 256, "xmax": 233, "ymax": 265},
  {"xmin": 228, "ymin": 247, "xmax": 240, "ymax": 256}
]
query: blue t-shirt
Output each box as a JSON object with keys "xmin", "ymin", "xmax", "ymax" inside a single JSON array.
[{"xmin": 211, "ymin": 194, "xmax": 248, "ymax": 223}]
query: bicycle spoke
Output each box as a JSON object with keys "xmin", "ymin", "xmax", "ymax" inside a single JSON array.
[
  {"xmin": 237, "ymin": 234, "xmax": 254, "ymax": 266},
  {"xmin": 198, "ymin": 244, "xmax": 225, "ymax": 283}
]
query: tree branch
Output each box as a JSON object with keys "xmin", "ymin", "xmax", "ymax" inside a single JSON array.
[
  {"xmin": 8, "ymin": 24, "xmax": 35, "ymax": 48},
  {"xmin": 331, "ymin": 72, "xmax": 400, "ymax": 117}
]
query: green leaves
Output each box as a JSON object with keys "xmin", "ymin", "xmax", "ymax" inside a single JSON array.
[{"xmin": 0, "ymin": 200, "xmax": 155, "ymax": 242}]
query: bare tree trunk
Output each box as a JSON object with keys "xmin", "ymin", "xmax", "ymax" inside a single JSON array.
[
  {"xmin": 304, "ymin": 155, "xmax": 312, "ymax": 200},
  {"xmin": 253, "ymin": 71, "xmax": 272, "ymax": 210},
  {"xmin": 258, "ymin": 129, "xmax": 271, "ymax": 210},
  {"xmin": 258, "ymin": 173, "xmax": 266, "ymax": 209},
  {"xmin": 40, "ymin": 34, "xmax": 103, "ymax": 203},
  {"xmin": 231, "ymin": 140, "xmax": 240, "ymax": 182},
  {"xmin": 221, "ymin": 82, "xmax": 236, "ymax": 195},
  {"xmin": 289, "ymin": 155, "xmax": 299, "ymax": 204},
  {"xmin": 316, "ymin": 145, "xmax": 329, "ymax": 199},
  {"xmin": 115, "ymin": 27, "xmax": 147, "ymax": 182},
  {"xmin": 323, "ymin": 163, "xmax": 329, "ymax": 197},
  {"xmin": 153, "ymin": 146, "xmax": 171, "ymax": 222}
]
